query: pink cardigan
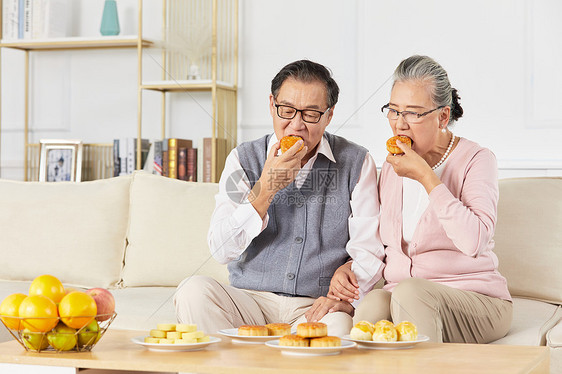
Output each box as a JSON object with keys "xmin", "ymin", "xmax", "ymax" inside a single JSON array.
[{"xmin": 379, "ymin": 138, "xmax": 511, "ymax": 301}]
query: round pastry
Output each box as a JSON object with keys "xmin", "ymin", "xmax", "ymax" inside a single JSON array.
[
  {"xmin": 372, "ymin": 320, "xmax": 398, "ymax": 342},
  {"xmin": 296, "ymin": 322, "xmax": 328, "ymax": 338},
  {"xmin": 349, "ymin": 320, "xmax": 375, "ymax": 341},
  {"xmin": 280, "ymin": 135, "xmax": 304, "ymax": 153},
  {"xmin": 238, "ymin": 325, "xmax": 268, "ymax": 336},
  {"xmin": 279, "ymin": 334, "xmax": 309, "ymax": 347},
  {"xmin": 266, "ymin": 323, "xmax": 292, "ymax": 336},
  {"xmin": 309, "ymin": 336, "xmax": 341, "ymax": 347},
  {"xmin": 395, "ymin": 321, "xmax": 418, "ymax": 341},
  {"xmin": 386, "ymin": 135, "xmax": 412, "ymax": 154}
]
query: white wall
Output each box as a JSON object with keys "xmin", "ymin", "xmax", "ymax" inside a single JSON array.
[{"xmin": 1, "ymin": 0, "xmax": 561, "ymax": 180}]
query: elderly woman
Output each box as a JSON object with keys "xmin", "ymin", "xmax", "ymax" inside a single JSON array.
[{"xmin": 328, "ymin": 55, "xmax": 512, "ymax": 343}]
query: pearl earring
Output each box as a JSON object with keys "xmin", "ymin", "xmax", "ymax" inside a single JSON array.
[{"xmin": 441, "ymin": 127, "xmax": 446, "ymax": 133}]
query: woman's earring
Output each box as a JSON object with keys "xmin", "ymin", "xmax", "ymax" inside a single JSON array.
[{"xmin": 441, "ymin": 127, "xmax": 446, "ymax": 133}]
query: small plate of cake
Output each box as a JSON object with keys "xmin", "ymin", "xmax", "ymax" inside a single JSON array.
[
  {"xmin": 265, "ymin": 322, "xmax": 356, "ymax": 356},
  {"xmin": 218, "ymin": 323, "xmax": 293, "ymax": 344},
  {"xmin": 342, "ymin": 320, "xmax": 429, "ymax": 349}
]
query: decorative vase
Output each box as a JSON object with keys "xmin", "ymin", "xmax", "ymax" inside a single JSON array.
[{"xmin": 100, "ymin": 0, "xmax": 120, "ymax": 36}]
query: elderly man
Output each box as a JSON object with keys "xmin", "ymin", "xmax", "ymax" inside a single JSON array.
[{"xmin": 174, "ymin": 60, "xmax": 384, "ymax": 336}]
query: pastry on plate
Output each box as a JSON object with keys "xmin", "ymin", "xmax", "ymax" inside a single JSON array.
[
  {"xmin": 349, "ymin": 320, "xmax": 375, "ymax": 341},
  {"xmin": 238, "ymin": 325, "xmax": 268, "ymax": 336},
  {"xmin": 386, "ymin": 135, "xmax": 412, "ymax": 154},
  {"xmin": 266, "ymin": 323, "xmax": 292, "ymax": 336},
  {"xmin": 279, "ymin": 334, "xmax": 309, "ymax": 347},
  {"xmin": 280, "ymin": 135, "xmax": 304, "ymax": 153},
  {"xmin": 310, "ymin": 336, "xmax": 341, "ymax": 347},
  {"xmin": 296, "ymin": 322, "xmax": 328, "ymax": 338},
  {"xmin": 372, "ymin": 320, "xmax": 398, "ymax": 342},
  {"xmin": 395, "ymin": 321, "xmax": 418, "ymax": 341}
]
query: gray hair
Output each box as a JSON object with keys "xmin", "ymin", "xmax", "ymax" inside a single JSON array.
[
  {"xmin": 271, "ymin": 60, "xmax": 339, "ymax": 108},
  {"xmin": 393, "ymin": 55, "xmax": 463, "ymax": 124}
]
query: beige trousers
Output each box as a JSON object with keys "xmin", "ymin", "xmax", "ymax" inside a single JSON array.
[
  {"xmin": 354, "ymin": 278, "xmax": 513, "ymax": 343},
  {"xmin": 173, "ymin": 275, "xmax": 353, "ymax": 337}
]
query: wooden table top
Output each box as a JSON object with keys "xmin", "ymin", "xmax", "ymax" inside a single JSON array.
[{"xmin": 0, "ymin": 329, "xmax": 550, "ymax": 374}]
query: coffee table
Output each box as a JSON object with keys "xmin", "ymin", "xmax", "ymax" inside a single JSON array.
[{"xmin": 0, "ymin": 329, "xmax": 549, "ymax": 373}]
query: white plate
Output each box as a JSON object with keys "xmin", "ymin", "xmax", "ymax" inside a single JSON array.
[
  {"xmin": 218, "ymin": 328, "xmax": 288, "ymax": 344},
  {"xmin": 131, "ymin": 336, "xmax": 221, "ymax": 352},
  {"xmin": 341, "ymin": 334, "xmax": 429, "ymax": 350},
  {"xmin": 265, "ymin": 339, "xmax": 356, "ymax": 356}
]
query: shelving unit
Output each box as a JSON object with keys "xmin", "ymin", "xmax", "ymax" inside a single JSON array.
[
  {"xmin": 0, "ymin": 0, "xmax": 238, "ymax": 182},
  {"xmin": 0, "ymin": 35, "xmax": 153, "ymax": 180},
  {"xmin": 137, "ymin": 0, "xmax": 238, "ymax": 182}
]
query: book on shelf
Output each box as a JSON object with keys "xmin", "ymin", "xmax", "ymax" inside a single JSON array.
[
  {"xmin": 167, "ymin": 138, "xmax": 192, "ymax": 179},
  {"xmin": 143, "ymin": 142, "xmax": 155, "ymax": 173},
  {"xmin": 153, "ymin": 140, "xmax": 163, "ymax": 176},
  {"xmin": 178, "ymin": 147, "xmax": 188, "ymax": 181},
  {"xmin": 112, "ymin": 139, "xmax": 120, "ymax": 177},
  {"xmin": 2, "ymin": 0, "xmax": 69, "ymax": 41},
  {"xmin": 162, "ymin": 141, "xmax": 169, "ymax": 178},
  {"xmin": 118, "ymin": 137, "xmax": 128, "ymax": 176},
  {"xmin": 113, "ymin": 138, "xmax": 150, "ymax": 175},
  {"xmin": 126, "ymin": 138, "xmax": 150, "ymax": 174},
  {"xmin": 187, "ymin": 148, "xmax": 197, "ymax": 182},
  {"xmin": 200, "ymin": 137, "xmax": 227, "ymax": 183},
  {"xmin": 2, "ymin": 0, "xmax": 19, "ymax": 40}
]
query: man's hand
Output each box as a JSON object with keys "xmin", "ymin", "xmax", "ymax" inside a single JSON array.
[
  {"xmin": 327, "ymin": 262, "xmax": 359, "ymax": 303},
  {"xmin": 250, "ymin": 140, "xmax": 307, "ymax": 218},
  {"xmin": 304, "ymin": 296, "xmax": 354, "ymax": 323}
]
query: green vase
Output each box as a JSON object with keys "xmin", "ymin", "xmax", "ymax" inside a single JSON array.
[{"xmin": 100, "ymin": 0, "xmax": 120, "ymax": 36}]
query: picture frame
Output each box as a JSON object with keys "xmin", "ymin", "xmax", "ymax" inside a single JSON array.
[{"xmin": 39, "ymin": 139, "xmax": 83, "ymax": 182}]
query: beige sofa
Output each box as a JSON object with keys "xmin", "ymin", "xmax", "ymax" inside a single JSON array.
[{"xmin": 0, "ymin": 172, "xmax": 560, "ymax": 372}]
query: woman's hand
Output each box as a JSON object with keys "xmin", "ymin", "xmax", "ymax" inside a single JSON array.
[
  {"xmin": 386, "ymin": 139, "xmax": 441, "ymax": 194},
  {"xmin": 305, "ymin": 296, "xmax": 354, "ymax": 322},
  {"xmin": 328, "ymin": 262, "xmax": 359, "ymax": 303}
]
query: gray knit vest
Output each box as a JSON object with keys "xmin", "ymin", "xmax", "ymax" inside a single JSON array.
[{"xmin": 230, "ymin": 132, "xmax": 367, "ymax": 298}]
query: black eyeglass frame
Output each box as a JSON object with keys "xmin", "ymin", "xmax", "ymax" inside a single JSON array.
[
  {"xmin": 274, "ymin": 102, "xmax": 331, "ymax": 124},
  {"xmin": 381, "ymin": 104, "xmax": 445, "ymax": 122}
]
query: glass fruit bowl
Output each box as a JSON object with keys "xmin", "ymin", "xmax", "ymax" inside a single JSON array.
[{"xmin": 0, "ymin": 313, "xmax": 117, "ymax": 353}]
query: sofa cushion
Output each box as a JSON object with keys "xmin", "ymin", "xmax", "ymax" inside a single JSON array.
[
  {"xmin": 0, "ymin": 176, "xmax": 131, "ymax": 288},
  {"xmin": 109, "ymin": 287, "xmax": 177, "ymax": 331},
  {"xmin": 494, "ymin": 177, "xmax": 562, "ymax": 304},
  {"xmin": 122, "ymin": 172, "xmax": 228, "ymax": 287},
  {"xmin": 490, "ymin": 298, "xmax": 562, "ymax": 346}
]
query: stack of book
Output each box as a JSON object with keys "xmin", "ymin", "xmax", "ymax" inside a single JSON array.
[
  {"xmin": 113, "ymin": 138, "xmax": 151, "ymax": 176},
  {"xmin": 2, "ymin": 0, "xmax": 69, "ymax": 40},
  {"xmin": 152, "ymin": 137, "xmax": 227, "ymax": 182}
]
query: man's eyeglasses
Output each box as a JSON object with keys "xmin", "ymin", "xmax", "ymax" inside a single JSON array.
[
  {"xmin": 275, "ymin": 103, "xmax": 330, "ymax": 124},
  {"xmin": 381, "ymin": 104, "xmax": 444, "ymax": 124}
]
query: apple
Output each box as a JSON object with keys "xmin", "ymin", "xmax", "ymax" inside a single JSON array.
[
  {"xmin": 47, "ymin": 323, "xmax": 77, "ymax": 351},
  {"xmin": 85, "ymin": 288, "xmax": 115, "ymax": 321},
  {"xmin": 21, "ymin": 329, "xmax": 49, "ymax": 351},
  {"xmin": 77, "ymin": 319, "xmax": 100, "ymax": 347}
]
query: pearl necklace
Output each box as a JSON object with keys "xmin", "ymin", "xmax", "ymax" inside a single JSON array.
[{"xmin": 431, "ymin": 133, "xmax": 455, "ymax": 170}]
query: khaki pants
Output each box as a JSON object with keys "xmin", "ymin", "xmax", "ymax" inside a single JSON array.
[
  {"xmin": 173, "ymin": 275, "xmax": 353, "ymax": 337},
  {"xmin": 354, "ymin": 278, "xmax": 513, "ymax": 343}
]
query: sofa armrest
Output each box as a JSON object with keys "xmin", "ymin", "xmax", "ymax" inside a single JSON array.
[{"xmin": 547, "ymin": 314, "xmax": 562, "ymax": 374}]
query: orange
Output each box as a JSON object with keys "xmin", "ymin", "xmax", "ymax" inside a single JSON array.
[
  {"xmin": 0, "ymin": 293, "xmax": 27, "ymax": 330},
  {"xmin": 58, "ymin": 291, "xmax": 97, "ymax": 329},
  {"xmin": 18, "ymin": 295, "xmax": 59, "ymax": 332},
  {"xmin": 29, "ymin": 275, "xmax": 66, "ymax": 304}
]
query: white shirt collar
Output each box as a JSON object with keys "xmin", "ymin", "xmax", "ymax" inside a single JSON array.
[{"xmin": 267, "ymin": 134, "xmax": 336, "ymax": 164}]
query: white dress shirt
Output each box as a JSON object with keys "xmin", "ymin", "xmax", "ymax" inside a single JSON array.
[{"xmin": 207, "ymin": 134, "xmax": 385, "ymax": 304}]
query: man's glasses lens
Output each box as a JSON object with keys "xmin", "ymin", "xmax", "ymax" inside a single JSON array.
[{"xmin": 276, "ymin": 105, "xmax": 324, "ymax": 124}]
